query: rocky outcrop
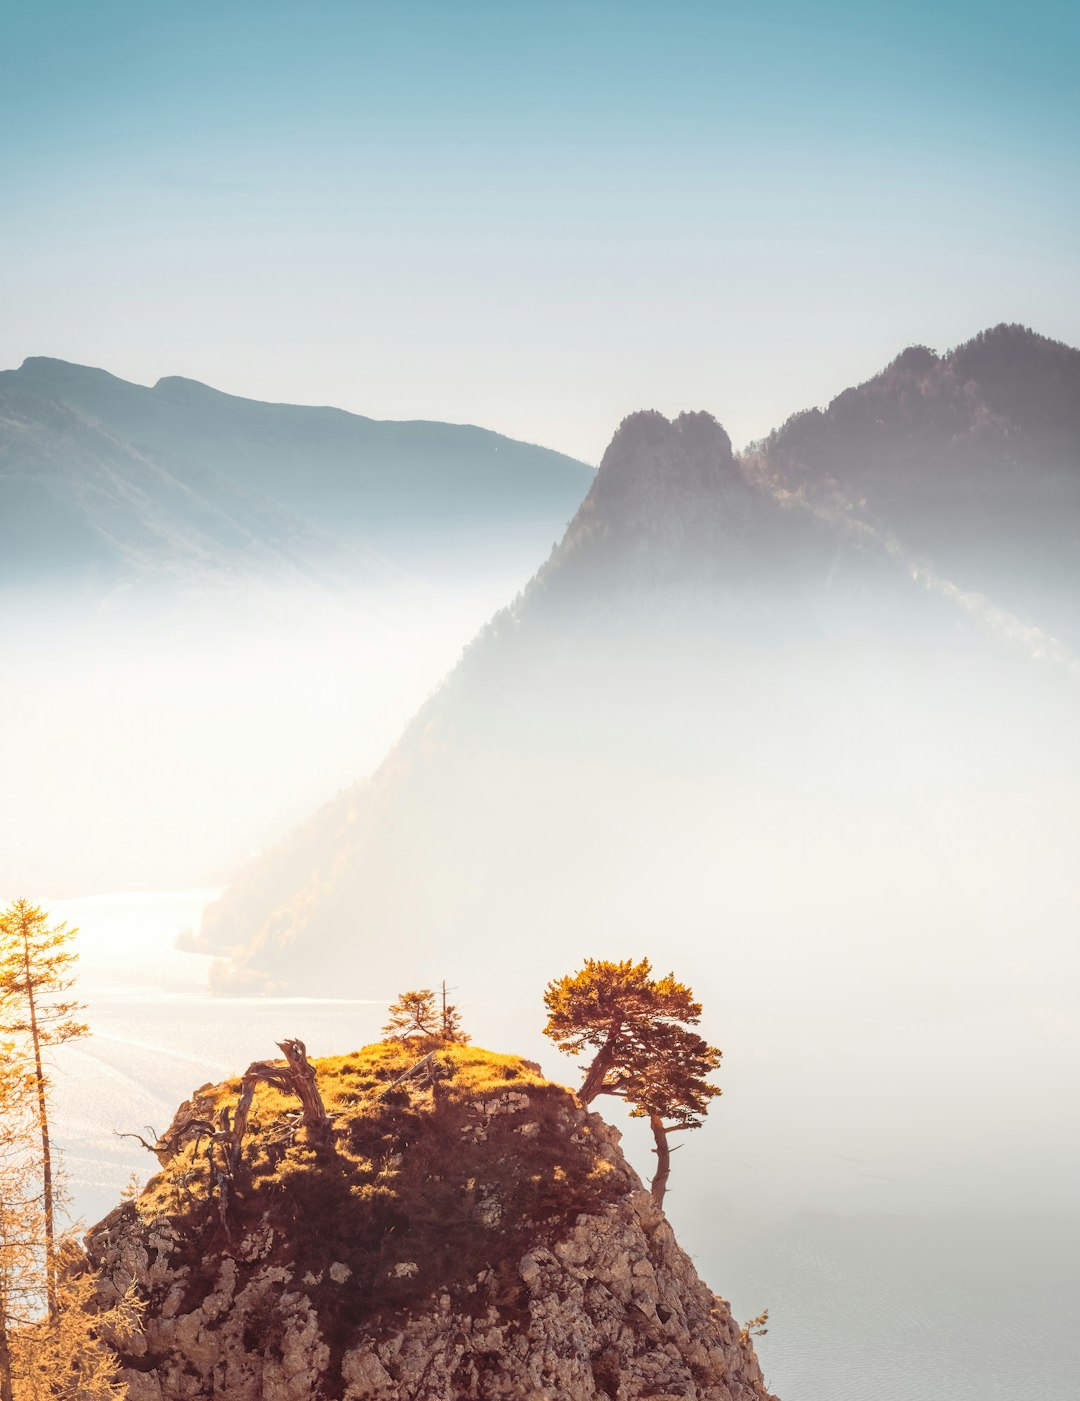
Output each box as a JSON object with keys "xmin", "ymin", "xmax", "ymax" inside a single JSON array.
[
  {"xmin": 535, "ymin": 409, "xmax": 822, "ymax": 604},
  {"xmin": 87, "ymin": 1044, "xmax": 775, "ymax": 1401}
]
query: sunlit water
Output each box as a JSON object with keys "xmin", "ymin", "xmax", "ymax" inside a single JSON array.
[
  {"xmin": 49, "ymin": 890, "xmax": 1080, "ymax": 1401},
  {"xmin": 50, "ymin": 889, "xmax": 391, "ymax": 1219}
]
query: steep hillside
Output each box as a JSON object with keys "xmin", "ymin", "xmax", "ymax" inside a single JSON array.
[
  {"xmin": 194, "ymin": 381, "xmax": 1080, "ymax": 1003},
  {"xmin": 88, "ymin": 1042, "xmax": 774, "ymax": 1400}
]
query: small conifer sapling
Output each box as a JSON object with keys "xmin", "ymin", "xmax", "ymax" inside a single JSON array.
[{"xmin": 383, "ymin": 983, "xmax": 470, "ymax": 1045}]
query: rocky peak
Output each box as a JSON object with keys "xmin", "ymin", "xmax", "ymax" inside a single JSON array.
[
  {"xmin": 533, "ymin": 409, "xmax": 796, "ymax": 605},
  {"xmin": 592, "ymin": 410, "xmax": 739, "ymax": 508},
  {"xmin": 88, "ymin": 1042, "xmax": 775, "ymax": 1401}
]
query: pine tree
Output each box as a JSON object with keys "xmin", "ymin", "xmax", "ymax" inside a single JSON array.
[
  {"xmin": 543, "ymin": 958, "xmax": 721, "ymax": 1204},
  {"xmin": 383, "ymin": 984, "xmax": 470, "ymax": 1045},
  {"xmin": 0, "ymin": 902, "xmax": 89, "ymax": 1321},
  {"xmin": 382, "ymin": 989, "xmax": 441, "ymax": 1041},
  {"xmin": 612, "ymin": 1020, "xmax": 722, "ymax": 1205},
  {"xmin": 542, "ymin": 958, "xmax": 703, "ymax": 1103}
]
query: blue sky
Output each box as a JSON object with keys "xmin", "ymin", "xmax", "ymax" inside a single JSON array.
[{"xmin": 3, "ymin": 0, "xmax": 1077, "ymax": 460}]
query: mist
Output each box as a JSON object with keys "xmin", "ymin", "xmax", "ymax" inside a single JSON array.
[
  {"xmin": 0, "ymin": 565, "xmax": 537, "ymax": 896},
  {"xmin": 6, "ymin": 358, "xmax": 1079, "ymax": 1399},
  {"xmin": 39, "ymin": 591, "xmax": 1080, "ymax": 1400}
]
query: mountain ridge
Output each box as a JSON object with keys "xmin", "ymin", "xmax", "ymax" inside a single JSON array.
[
  {"xmin": 0, "ymin": 356, "xmax": 594, "ymax": 590},
  {"xmin": 747, "ymin": 323, "xmax": 1080, "ymax": 645}
]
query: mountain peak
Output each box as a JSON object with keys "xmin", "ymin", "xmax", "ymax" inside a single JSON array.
[
  {"xmin": 522, "ymin": 407, "xmax": 795, "ymax": 606},
  {"xmin": 11, "ymin": 355, "xmax": 136, "ymax": 390},
  {"xmin": 945, "ymin": 324, "xmax": 1080, "ymax": 433},
  {"xmin": 152, "ymin": 373, "xmax": 216, "ymax": 393},
  {"xmin": 599, "ymin": 409, "xmax": 734, "ymax": 480},
  {"xmin": 588, "ymin": 410, "xmax": 742, "ymax": 521},
  {"xmin": 886, "ymin": 344, "xmax": 940, "ymax": 374},
  {"xmin": 952, "ymin": 321, "xmax": 1063, "ymax": 357}
]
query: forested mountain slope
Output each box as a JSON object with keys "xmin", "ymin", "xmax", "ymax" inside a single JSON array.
[
  {"xmin": 198, "ymin": 332, "xmax": 1080, "ymax": 1002},
  {"xmin": 747, "ymin": 324, "xmax": 1080, "ymax": 647}
]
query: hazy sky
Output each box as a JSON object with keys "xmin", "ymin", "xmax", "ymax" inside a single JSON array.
[{"xmin": 3, "ymin": 0, "xmax": 1077, "ymax": 462}]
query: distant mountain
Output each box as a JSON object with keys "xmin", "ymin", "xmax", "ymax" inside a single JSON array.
[
  {"xmin": 0, "ymin": 357, "xmax": 593, "ymax": 590},
  {"xmin": 198, "ymin": 328, "xmax": 1080, "ymax": 998},
  {"xmin": 516, "ymin": 408, "xmax": 919, "ymax": 618}
]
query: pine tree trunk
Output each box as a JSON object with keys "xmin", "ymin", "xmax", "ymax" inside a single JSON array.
[
  {"xmin": 21, "ymin": 938, "xmax": 56, "ymax": 1321},
  {"xmin": 578, "ymin": 1020, "xmax": 623, "ymax": 1104},
  {"xmin": 649, "ymin": 1113, "xmax": 671, "ymax": 1206}
]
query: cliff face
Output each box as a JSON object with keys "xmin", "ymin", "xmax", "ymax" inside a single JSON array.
[{"xmin": 88, "ymin": 1044, "xmax": 774, "ymax": 1401}]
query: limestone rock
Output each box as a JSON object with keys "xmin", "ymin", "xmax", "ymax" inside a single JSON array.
[{"xmin": 87, "ymin": 1043, "xmax": 776, "ymax": 1400}]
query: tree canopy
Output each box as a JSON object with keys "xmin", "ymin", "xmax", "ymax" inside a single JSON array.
[
  {"xmin": 543, "ymin": 958, "xmax": 703, "ymax": 1101},
  {"xmin": 543, "ymin": 958, "xmax": 721, "ymax": 1204}
]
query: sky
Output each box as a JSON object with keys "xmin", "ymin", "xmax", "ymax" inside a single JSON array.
[{"xmin": 2, "ymin": 0, "xmax": 1078, "ymax": 463}]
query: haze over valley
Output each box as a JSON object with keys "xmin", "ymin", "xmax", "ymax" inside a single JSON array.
[
  {"xmin": 201, "ymin": 325, "xmax": 1080, "ymax": 1015},
  {"xmin": 0, "ymin": 356, "xmax": 591, "ymax": 892},
  {"xmin": 5, "ymin": 325, "xmax": 1079, "ymax": 1398}
]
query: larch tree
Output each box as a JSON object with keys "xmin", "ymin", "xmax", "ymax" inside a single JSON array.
[
  {"xmin": 0, "ymin": 901, "xmax": 89, "ymax": 1321},
  {"xmin": 10, "ymin": 1236, "xmax": 143, "ymax": 1401},
  {"xmin": 542, "ymin": 958, "xmax": 722, "ymax": 1205},
  {"xmin": 0, "ymin": 904, "xmax": 139, "ymax": 1398},
  {"xmin": 0, "ymin": 1041, "xmax": 40, "ymax": 1401}
]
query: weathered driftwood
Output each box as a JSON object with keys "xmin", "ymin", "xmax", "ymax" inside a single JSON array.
[
  {"xmin": 215, "ymin": 1039, "xmax": 332, "ymax": 1237},
  {"xmin": 376, "ymin": 1050, "xmax": 439, "ymax": 1100},
  {"xmin": 216, "ymin": 1038, "xmax": 332, "ymax": 1168},
  {"xmin": 248, "ymin": 1039, "xmax": 331, "ymax": 1137},
  {"xmin": 114, "ymin": 1119, "xmax": 216, "ymax": 1167},
  {"xmin": 117, "ymin": 1038, "xmax": 333, "ymax": 1237}
]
